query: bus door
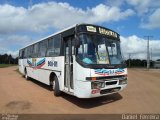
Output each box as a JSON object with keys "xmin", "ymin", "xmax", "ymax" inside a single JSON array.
[{"xmin": 64, "ymin": 37, "xmax": 74, "ymax": 93}]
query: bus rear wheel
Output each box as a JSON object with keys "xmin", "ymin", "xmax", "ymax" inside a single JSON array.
[
  {"xmin": 53, "ymin": 76, "xmax": 61, "ymax": 96},
  {"xmin": 25, "ymin": 69, "xmax": 29, "ymax": 80}
]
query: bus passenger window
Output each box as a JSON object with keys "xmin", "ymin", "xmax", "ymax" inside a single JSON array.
[
  {"xmin": 46, "ymin": 35, "xmax": 61, "ymax": 57},
  {"xmin": 39, "ymin": 40, "xmax": 47, "ymax": 57}
]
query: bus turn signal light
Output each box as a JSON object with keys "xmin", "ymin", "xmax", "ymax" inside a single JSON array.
[{"xmin": 91, "ymin": 77, "xmax": 97, "ymax": 80}]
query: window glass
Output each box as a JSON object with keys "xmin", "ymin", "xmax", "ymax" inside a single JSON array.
[
  {"xmin": 32, "ymin": 44, "xmax": 39, "ymax": 57},
  {"xmin": 46, "ymin": 35, "xmax": 61, "ymax": 57},
  {"xmin": 27, "ymin": 46, "xmax": 31, "ymax": 58},
  {"xmin": 24, "ymin": 48, "xmax": 28, "ymax": 58},
  {"xmin": 77, "ymin": 33, "xmax": 123, "ymax": 64},
  {"xmin": 98, "ymin": 44, "xmax": 108, "ymax": 64},
  {"xmin": 19, "ymin": 50, "xmax": 22, "ymax": 58},
  {"xmin": 107, "ymin": 43, "xmax": 117, "ymax": 55},
  {"xmin": 22, "ymin": 50, "xmax": 25, "ymax": 59},
  {"xmin": 39, "ymin": 40, "xmax": 47, "ymax": 57}
]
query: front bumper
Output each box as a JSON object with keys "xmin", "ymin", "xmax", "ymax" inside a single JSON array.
[{"xmin": 74, "ymin": 80, "xmax": 127, "ymax": 98}]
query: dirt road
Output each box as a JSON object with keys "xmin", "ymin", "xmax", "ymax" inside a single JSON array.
[{"xmin": 0, "ymin": 66, "xmax": 160, "ymax": 114}]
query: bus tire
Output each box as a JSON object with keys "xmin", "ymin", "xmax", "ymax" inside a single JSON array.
[
  {"xmin": 25, "ymin": 69, "xmax": 29, "ymax": 80},
  {"xmin": 53, "ymin": 76, "xmax": 61, "ymax": 96}
]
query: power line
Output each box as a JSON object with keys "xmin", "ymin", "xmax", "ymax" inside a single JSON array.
[{"xmin": 144, "ymin": 36, "xmax": 153, "ymax": 70}]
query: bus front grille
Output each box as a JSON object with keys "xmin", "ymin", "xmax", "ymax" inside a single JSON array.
[
  {"xmin": 100, "ymin": 87, "xmax": 121, "ymax": 94},
  {"xmin": 86, "ymin": 75, "xmax": 126, "ymax": 81},
  {"xmin": 106, "ymin": 81, "xmax": 117, "ymax": 85}
]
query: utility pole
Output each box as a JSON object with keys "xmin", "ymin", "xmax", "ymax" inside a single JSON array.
[
  {"xmin": 150, "ymin": 48, "xmax": 152, "ymax": 68},
  {"xmin": 144, "ymin": 36, "xmax": 153, "ymax": 70}
]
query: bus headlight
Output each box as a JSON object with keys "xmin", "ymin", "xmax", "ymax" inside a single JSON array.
[
  {"xmin": 119, "ymin": 75, "xmax": 127, "ymax": 85},
  {"xmin": 91, "ymin": 82, "xmax": 105, "ymax": 89},
  {"xmin": 119, "ymin": 79, "xmax": 127, "ymax": 85}
]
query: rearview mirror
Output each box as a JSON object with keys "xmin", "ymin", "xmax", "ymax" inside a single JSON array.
[{"xmin": 110, "ymin": 43, "xmax": 115, "ymax": 47}]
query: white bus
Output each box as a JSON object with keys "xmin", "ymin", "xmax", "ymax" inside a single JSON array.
[{"xmin": 19, "ymin": 23, "xmax": 127, "ymax": 98}]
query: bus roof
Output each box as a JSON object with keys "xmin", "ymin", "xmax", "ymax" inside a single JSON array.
[
  {"xmin": 19, "ymin": 23, "xmax": 119, "ymax": 50},
  {"xmin": 19, "ymin": 23, "xmax": 78, "ymax": 50}
]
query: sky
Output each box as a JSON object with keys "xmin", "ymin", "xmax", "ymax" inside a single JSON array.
[{"xmin": 0, "ymin": 0, "xmax": 160, "ymax": 60}]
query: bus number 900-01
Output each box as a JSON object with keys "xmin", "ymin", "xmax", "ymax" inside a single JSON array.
[{"xmin": 48, "ymin": 61, "xmax": 58, "ymax": 67}]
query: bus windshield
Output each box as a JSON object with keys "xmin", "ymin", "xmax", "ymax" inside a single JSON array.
[{"xmin": 77, "ymin": 33, "xmax": 123, "ymax": 65}]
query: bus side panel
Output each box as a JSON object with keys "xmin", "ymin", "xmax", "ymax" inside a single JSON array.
[
  {"xmin": 27, "ymin": 66, "xmax": 39, "ymax": 80},
  {"xmin": 55, "ymin": 56, "xmax": 64, "ymax": 91},
  {"xmin": 18, "ymin": 59, "xmax": 25, "ymax": 74},
  {"xmin": 33, "ymin": 57, "xmax": 64, "ymax": 90},
  {"xmin": 23, "ymin": 58, "xmax": 34, "ymax": 79},
  {"xmin": 45, "ymin": 56, "xmax": 64, "ymax": 91},
  {"xmin": 19, "ymin": 57, "xmax": 64, "ymax": 91},
  {"xmin": 37, "ymin": 69, "xmax": 51, "ymax": 85},
  {"xmin": 73, "ymin": 60, "xmax": 91, "ymax": 97}
]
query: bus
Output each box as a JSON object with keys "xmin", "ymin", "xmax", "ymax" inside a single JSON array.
[{"xmin": 19, "ymin": 23, "xmax": 127, "ymax": 98}]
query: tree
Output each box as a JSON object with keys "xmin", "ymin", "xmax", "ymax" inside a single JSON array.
[{"xmin": 0, "ymin": 54, "xmax": 18, "ymax": 64}]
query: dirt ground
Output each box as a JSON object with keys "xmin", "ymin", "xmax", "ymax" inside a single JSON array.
[{"xmin": 0, "ymin": 66, "xmax": 160, "ymax": 114}]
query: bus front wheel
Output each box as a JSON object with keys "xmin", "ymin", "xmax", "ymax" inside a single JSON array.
[{"xmin": 53, "ymin": 76, "xmax": 61, "ymax": 96}]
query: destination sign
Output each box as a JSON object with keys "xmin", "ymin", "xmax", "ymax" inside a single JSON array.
[
  {"xmin": 99, "ymin": 27, "xmax": 118, "ymax": 38},
  {"xmin": 86, "ymin": 25, "xmax": 118, "ymax": 38}
]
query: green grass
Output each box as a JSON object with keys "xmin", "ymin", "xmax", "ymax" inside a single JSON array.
[{"xmin": 0, "ymin": 64, "xmax": 17, "ymax": 68}]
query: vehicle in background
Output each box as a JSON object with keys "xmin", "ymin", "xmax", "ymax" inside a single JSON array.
[{"xmin": 154, "ymin": 61, "xmax": 160, "ymax": 68}]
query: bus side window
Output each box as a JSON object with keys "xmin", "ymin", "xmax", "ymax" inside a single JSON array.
[
  {"xmin": 24, "ymin": 48, "xmax": 28, "ymax": 58},
  {"xmin": 34, "ymin": 43, "xmax": 39, "ymax": 57},
  {"xmin": 29, "ymin": 46, "xmax": 34, "ymax": 58},
  {"xmin": 19, "ymin": 50, "xmax": 22, "ymax": 59},
  {"xmin": 22, "ymin": 50, "xmax": 24, "ymax": 59},
  {"xmin": 27, "ymin": 47, "xmax": 31, "ymax": 58},
  {"xmin": 31, "ymin": 44, "xmax": 39, "ymax": 58},
  {"xmin": 46, "ymin": 35, "xmax": 61, "ymax": 57},
  {"xmin": 38, "ymin": 40, "xmax": 47, "ymax": 57}
]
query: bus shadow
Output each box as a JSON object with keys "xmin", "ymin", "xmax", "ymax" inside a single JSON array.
[
  {"xmin": 16, "ymin": 69, "xmax": 123, "ymax": 108},
  {"xmin": 61, "ymin": 92, "xmax": 122, "ymax": 109},
  {"xmin": 27, "ymin": 78, "xmax": 52, "ymax": 91},
  {"xmin": 20, "ymin": 76, "xmax": 122, "ymax": 108},
  {"xmin": 25, "ymin": 77, "xmax": 122, "ymax": 109}
]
